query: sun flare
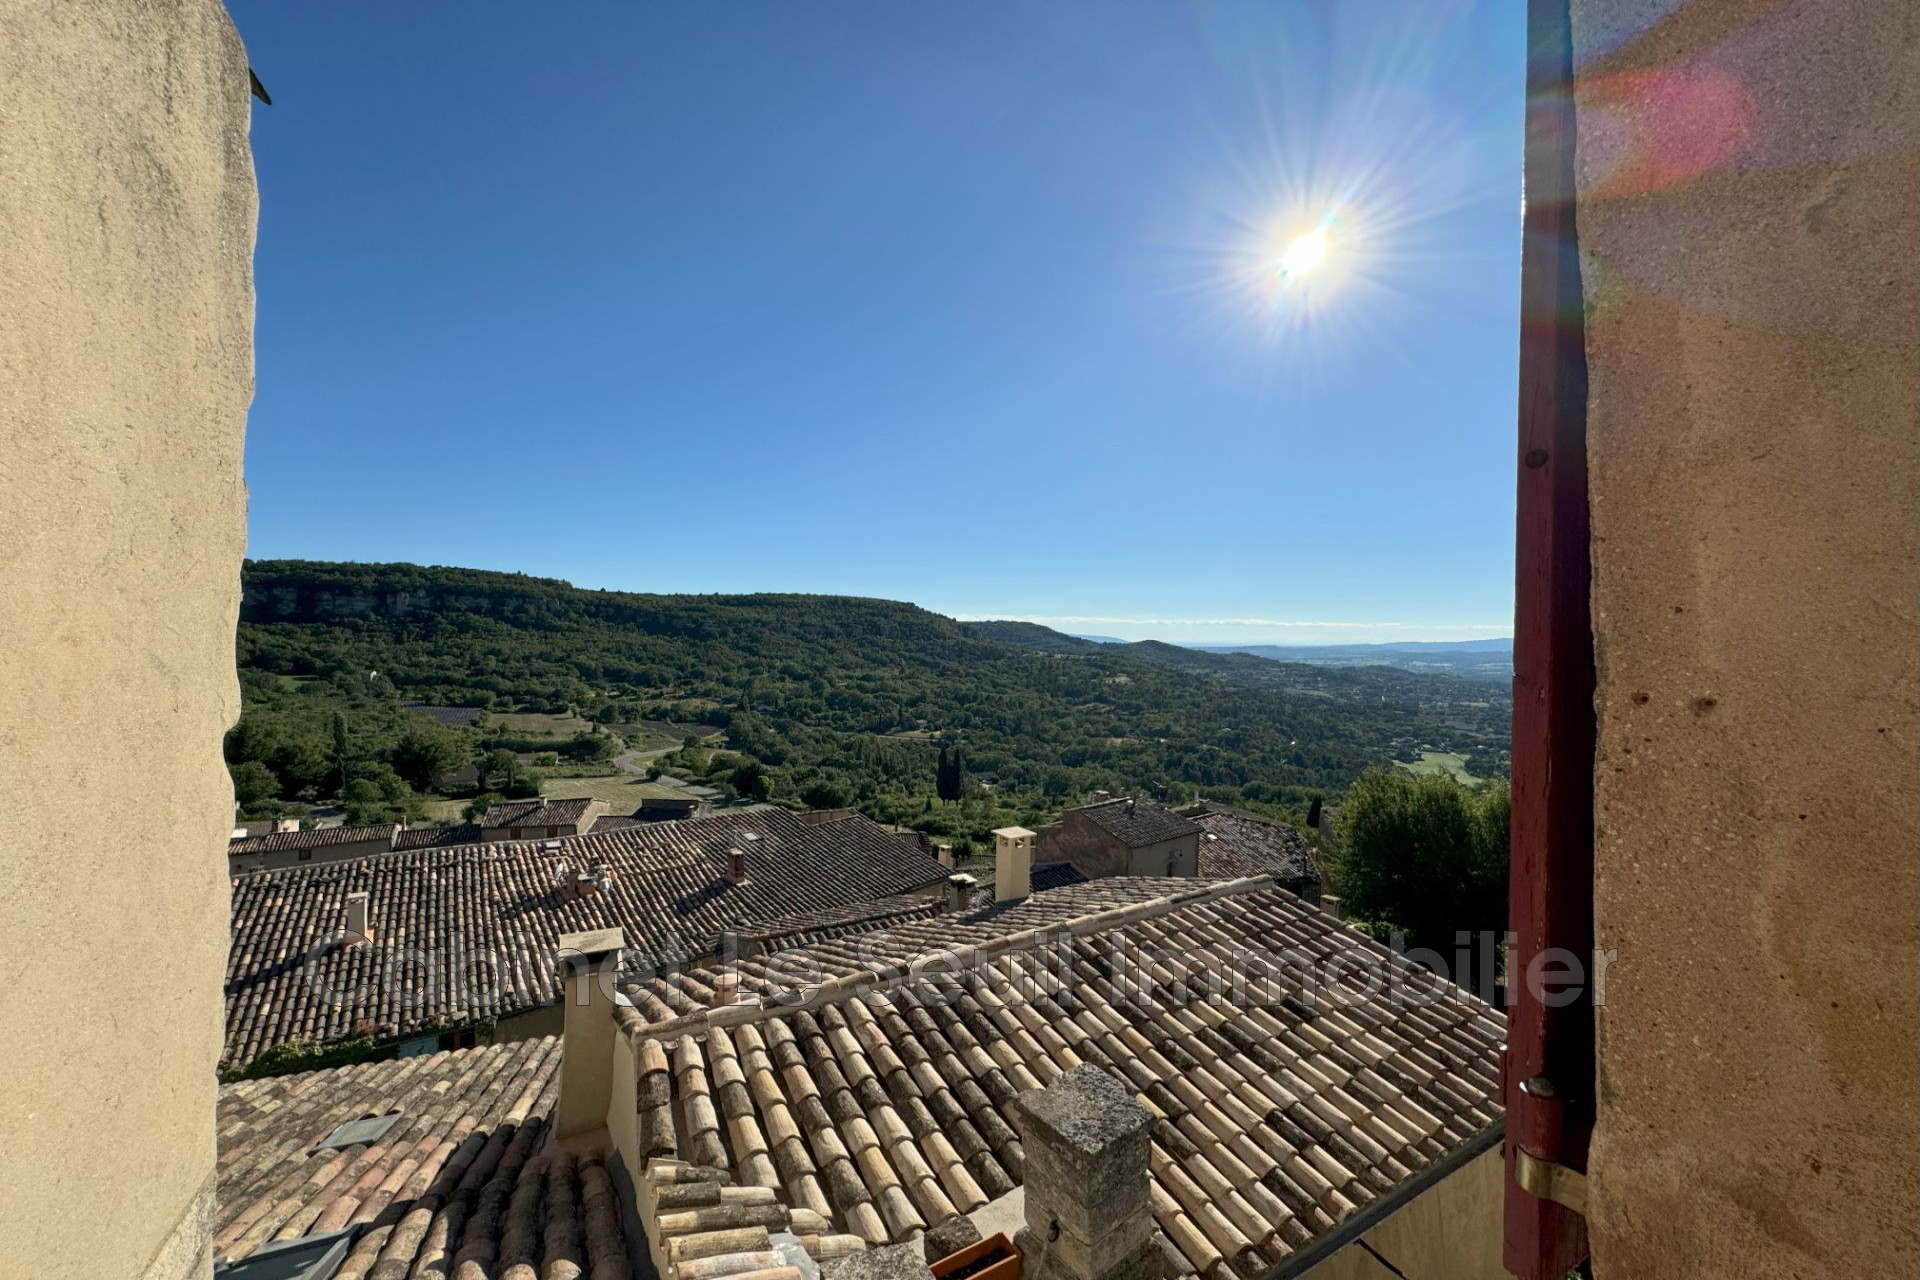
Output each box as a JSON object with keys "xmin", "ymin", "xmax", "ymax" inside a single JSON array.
[{"xmin": 1277, "ymin": 226, "xmax": 1330, "ymax": 278}]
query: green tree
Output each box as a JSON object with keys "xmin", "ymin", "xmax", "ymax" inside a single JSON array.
[
  {"xmin": 801, "ymin": 778, "xmax": 851, "ymax": 810},
  {"xmin": 329, "ymin": 712, "xmax": 351, "ymax": 796},
  {"xmin": 1306, "ymin": 796, "xmax": 1323, "ymax": 830},
  {"xmin": 480, "ymin": 748, "xmax": 521, "ymax": 793},
  {"xmin": 341, "ymin": 763, "xmax": 418, "ymax": 824},
  {"xmin": 230, "ymin": 760, "xmax": 280, "ymax": 807},
  {"xmin": 936, "ymin": 744, "xmax": 967, "ymax": 805},
  {"xmin": 730, "ymin": 759, "xmax": 771, "ymax": 802},
  {"xmin": 390, "ymin": 723, "xmax": 465, "ymax": 792},
  {"xmin": 561, "ymin": 731, "xmax": 616, "ymax": 764},
  {"xmin": 1332, "ymin": 769, "xmax": 1508, "ymax": 991},
  {"xmin": 463, "ymin": 791, "xmax": 504, "ymax": 822}
]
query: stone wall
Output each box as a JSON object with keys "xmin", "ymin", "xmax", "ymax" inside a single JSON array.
[
  {"xmin": 1575, "ymin": 0, "xmax": 1919, "ymax": 1275},
  {"xmin": 0, "ymin": 2, "xmax": 256, "ymax": 1277}
]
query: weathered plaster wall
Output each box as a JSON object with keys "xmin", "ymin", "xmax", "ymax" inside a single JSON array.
[
  {"xmin": 1574, "ymin": 0, "xmax": 1919, "ymax": 1275},
  {"xmin": 0, "ymin": 2, "xmax": 256, "ymax": 1277}
]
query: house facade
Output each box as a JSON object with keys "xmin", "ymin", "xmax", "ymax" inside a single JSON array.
[
  {"xmin": 1036, "ymin": 797, "xmax": 1204, "ymax": 881},
  {"xmin": 0, "ymin": 3, "xmax": 256, "ymax": 1277}
]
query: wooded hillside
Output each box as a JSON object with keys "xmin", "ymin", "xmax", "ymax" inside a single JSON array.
[{"xmin": 232, "ymin": 560, "xmax": 1509, "ymax": 838}]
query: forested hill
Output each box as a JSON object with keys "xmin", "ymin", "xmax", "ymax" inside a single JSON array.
[{"xmin": 234, "ymin": 561, "xmax": 1508, "ymax": 835}]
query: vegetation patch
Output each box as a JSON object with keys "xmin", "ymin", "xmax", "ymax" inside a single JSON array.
[{"xmin": 1394, "ymin": 751, "xmax": 1484, "ymax": 786}]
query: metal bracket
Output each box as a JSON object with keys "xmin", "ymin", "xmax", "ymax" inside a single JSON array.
[{"xmin": 1514, "ymin": 1147, "xmax": 1589, "ymax": 1217}]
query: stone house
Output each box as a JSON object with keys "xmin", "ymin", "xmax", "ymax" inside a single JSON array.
[{"xmin": 1036, "ymin": 798, "xmax": 1203, "ymax": 881}]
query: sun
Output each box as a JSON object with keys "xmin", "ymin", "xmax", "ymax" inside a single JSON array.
[{"xmin": 1277, "ymin": 226, "xmax": 1330, "ymax": 279}]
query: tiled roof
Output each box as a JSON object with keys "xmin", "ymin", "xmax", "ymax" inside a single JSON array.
[
  {"xmin": 214, "ymin": 1037, "xmax": 639, "ymax": 1276},
  {"xmin": 618, "ymin": 878, "xmax": 1231, "ymax": 1027},
  {"xmin": 227, "ymin": 823, "xmax": 399, "ymax": 856},
  {"xmin": 611, "ymin": 877, "xmax": 1505, "ymax": 1279},
  {"xmin": 480, "ymin": 796, "xmax": 599, "ymax": 829},
  {"xmin": 224, "ymin": 808, "xmax": 951, "ymax": 1072},
  {"xmin": 1075, "ymin": 797, "xmax": 1205, "ymax": 848},
  {"xmin": 735, "ymin": 890, "xmax": 947, "ymax": 951},
  {"xmin": 392, "ymin": 822, "xmax": 481, "ymax": 851},
  {"xmin": 1182, "ymin": 803, "xmax": 1322, "ymax": 895},
  {"xmin": 1030, "ymin": 861, "xmax": 1089, "ymax": 894}
]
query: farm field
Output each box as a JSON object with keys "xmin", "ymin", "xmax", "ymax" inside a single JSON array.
[
  {"xmin": 536, "ymin": 774, "xmax": 696, "ymax": 806},
  {"xmin": 1394, "ymin": 751, "xmax": 1484, "ymax": 786}
]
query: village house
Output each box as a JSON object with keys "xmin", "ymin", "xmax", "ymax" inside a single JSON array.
[
  {"xmin": 1036, "ymin": 798, "xmax": 1204, "ymax": 882},
  {"xmin": 225, "ymin": 821, "xmax": 404, "ymax": 873},
  {"xmin": 1178, "ymin": 802, "xmax": 1322, "ymax": 902},
  {"xmin": 222, "ymin": 807, "xmax": 953, "ymax": 1071},
  {"xmin": 478, "ymin": 795, "xmax": 608, "ymax": 842}
]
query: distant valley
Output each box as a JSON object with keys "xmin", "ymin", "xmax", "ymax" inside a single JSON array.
[
  {"xmin": 230, "ymin": 562, "xmax": 1511, "ymax": 847},
  {"xmin": 1188, "ymin": 638, "xmax": 1513, "ymax": 682}
]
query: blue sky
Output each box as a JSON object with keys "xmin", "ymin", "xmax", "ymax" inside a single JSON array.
[{"xmin": 233, "ymin": 1, "xmax": 1522, "ymax": 645}]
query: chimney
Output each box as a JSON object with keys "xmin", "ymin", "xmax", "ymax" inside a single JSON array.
[
  {"xmin": 726, "ymin": 848, "xmax": 749, "ymax": 885},
  {"xmin": 993, "ymin": 827, "xmax": 1035, "ymax": 904},
  {"xmin": 1322, "ymin": 894, "xmax": 1346, "ymax": 920},
  {"xmin": 1013, "ymin": 1064, "xmax": 1158, "ymax": 1280},
  {"xmin": 936, "ymin": 842, "xmax": 954, "ymax": 868},
  {"xmin": 945, "ymin": 872, "xmax": 977, "ymax": 914},
  {"xmin": 554, "ymin": 926, "xmax": 626, "ymax": 1140},
  {"xmin": 345, "ymin": 891, "xmax": 372, "ymax": 944},
  {"xmin": 275, "ymin": 817, "xmax": 300, "ymax": 834}
]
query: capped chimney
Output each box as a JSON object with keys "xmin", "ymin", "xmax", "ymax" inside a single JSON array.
[
  {"xmin": 992, "ymin": 827, "xmax": 1036, "ymax": 904},
  {"xmin": 726, "ymin": 847, "xmax": 749, "ymax": 885},
  {"xmin": 945, "ymin": 872, "xmax": 977, "ymax": 914},
  {"xmin": 345, "ymin": 891, "xmax": 372, "ymax": 944},
  {"xmin": 936, "ymin": 842, "xmax": 954, "ymax": 869},
  {"xmin": 554, "ymin": 926, "xmax": 626, "ymax": 1140}
]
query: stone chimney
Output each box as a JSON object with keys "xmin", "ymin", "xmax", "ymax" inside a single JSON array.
[
  {"xmin": 944, "ymin": 872, "xmax": 977, "ymax": 914},
  {"xmin": 1014, "ymin": 1064, "xmax": 1159, "ymax": 1280},
  {"xmin": 554, "ymin": 926, "xmax": 626, "ymax": 1140},
  {"xmin": 345, "ymin": 891, "xmax": 372, "ymax": 944},
  {"xmin": 936, "ymin": 842, "xmax": 954, "ymax": 868},
  {"xmin": 993, "ymin": 826, "xmax": 1036, "ymax": 904},
  {"xmin": 726, "ymin": 847, "xmax": 750, "ymax": 885},
  {"xmin": 1322, "ymin": 894, "xmax": 1346, "ymax": 920}
]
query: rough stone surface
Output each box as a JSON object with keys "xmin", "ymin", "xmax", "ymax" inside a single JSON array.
[
  {"xmin": 0, "ymin": 5, "xmax": 256, "ymax": 1280},
  {"xmin": 1015, "ymin": 1064, "xmax": 1153, "ymax": 1162},
  {"xmin": 922, "ymin": 1214, "xmax": 983, "ymax": 1264},
  {"xmin": 1015, "ymin": 1228, "xmax": 1161, "ymax": 1280},
  {"xmin": 1574, "ymin": 0, "xmax": 1919, "ymax": 1277},
  {"xmin": 823, "ymin": 1241, "xmax": 936, "ymax": 1280}
]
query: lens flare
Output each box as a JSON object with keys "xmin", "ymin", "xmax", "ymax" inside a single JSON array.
[{"xmin": 1277, "ymin": 227, "xmax": 1330, "ymax": 278}]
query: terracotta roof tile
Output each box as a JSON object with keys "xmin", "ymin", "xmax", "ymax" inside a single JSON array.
[
  {"xmin": 213, "ymin": 1037, "xmax": 639, "ymax": 1277},
  {"xmin": 224, "ymin": 808, "xmax": 950, "ymax": 1072},
  {"xmin": 480, "ymin": 796, "xmax": 599, "ymax": 829},
  {"xmin": 1074, "ymin": 798, "xmax": 1205, "ymax": 848},
  {"xmin": 1180, "ymin": 803, "xmax": 1322, "ymax": 895},
  {"xmin": 227, "ymin": 823, "xmax": 400, "ymax": 856},
  {"xmin": 612, "ymin": 877, "xmax": 1504, "ymax": 1279}
]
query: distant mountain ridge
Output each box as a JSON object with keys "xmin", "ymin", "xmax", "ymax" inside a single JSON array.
[
  {"xmin": 1188, "ymin": 639, "xmax": 1512, "ymax": 682},
  {"xmin": 236, "ymin": 564, "xmax": 1513, "ymax": 833}
]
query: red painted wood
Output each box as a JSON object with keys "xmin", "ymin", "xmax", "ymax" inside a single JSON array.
[{"xmin": 1504, "ymin": 0, "xmax": 1596, "ymax": 1276}]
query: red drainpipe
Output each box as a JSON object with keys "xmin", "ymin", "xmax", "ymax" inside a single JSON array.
[{"xmin": 1505, "ymin": 0, "xmax": 1597, "ymax": 1275}]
